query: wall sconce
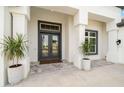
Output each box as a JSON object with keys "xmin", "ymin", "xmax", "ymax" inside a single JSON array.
[{"xmin": 116, "ymin": 39, "xmax": 121, "ymax": 45}]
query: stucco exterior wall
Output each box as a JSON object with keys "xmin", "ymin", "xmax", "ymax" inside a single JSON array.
[
  {"xmin": 0, "ymin": 6, "xmax": 122, "ymax": 86},
  {"xmin": 0, "ymin": 6, "xmax": 5, "ymax": 87},
  {"xmin": 86, "ymin": 20, "xmax": 107, "ymax": 60},
  {"xmin": 106, "ymin": 30, "xmax": 118, "ymax": 63},
  {"xmin": 8, "ymin": 6, "xmax": 30, "ymax": 79},
  {"xmin": 28, "ymin": 7, "xmax": 69, "ymax": 62},
  {"xmin": 118, "ymin": 27, "xmax": 124, "ymax": 64},
  {"xmin": 65, "ymin": 16, "xmax": 74, "ymax": 63},
  {"xmin": 110, "ymin": 27, "xmax": 124, "ymax": 64},
  {"xmin": 9, "ymin": 6, "xmax": 30, "ymax": 20},
  {"xmin": 71, "ymin": 6, "xmax": 121, "ymax": 22},
  {"xmin": 0, "ymin": 6, "xmax": 11, "ymax": 86},
  {"xmin": 28, "ymin": 7, "xmax": 108, "ymax": 62},
  {"xmin": 106, "ymin": 27, "xmax": 124, "ymax": 64}
]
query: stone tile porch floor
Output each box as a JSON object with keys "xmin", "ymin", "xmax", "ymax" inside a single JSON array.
[{"xmin": 8, "ymin": 60, "xmax": 124, "ymax": 87}]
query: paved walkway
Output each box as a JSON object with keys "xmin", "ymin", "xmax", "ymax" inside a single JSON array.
[{"xmin": 9, "ymin": 61, "xmax": 124, "ymax": 87}]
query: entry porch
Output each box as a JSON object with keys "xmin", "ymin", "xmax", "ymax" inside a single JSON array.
[{"xmin": 9, "ymin": 60, "xmax": 124, "ymax": 87}]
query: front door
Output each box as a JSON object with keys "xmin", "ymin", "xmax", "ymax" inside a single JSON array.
[{"xmin": 38, "ymin": 21, "xmax": 62, "ymax": 63}]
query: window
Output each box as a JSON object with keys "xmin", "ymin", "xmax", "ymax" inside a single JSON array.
[
  {"xmin": 85, "ymin": 30, "xmax": 98, "ymax": 55},
  {"xmin": 40, "ymin": 23, "xmax": 60, "ymax": 32}
]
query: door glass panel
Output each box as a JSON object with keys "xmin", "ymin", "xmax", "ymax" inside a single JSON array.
[
  {"xmin": 52, "ymin": 35, "xmax": 58, "ymax": 56},
  {"xmin": 42, "ymin": 35, "xmax": 48, "ymax": 56}
]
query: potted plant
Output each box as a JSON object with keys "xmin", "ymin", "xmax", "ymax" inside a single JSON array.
[
  {"xmin": 0, "ymin": 34, "xmax": 28, "ymax": 84},
  {"xmin": 80, "ymin": 40, "xmax": 91, "ymax": 71}
]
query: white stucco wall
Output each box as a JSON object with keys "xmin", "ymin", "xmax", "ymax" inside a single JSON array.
[
  {"xmin": 71, "ymin": 6, "xmax": 121, "ymax": 22},
  {"xmin": 28, "ymin": 7, "xmax": 109, "ymax": 62},
  {"xmin": 41, "ymin": 6, "xmax": 121, "ymax": 62},
  {"xmin": 0, "ymin": 6, "xmax": 5, "ymax": 87},
  {"xmin": 42, "ymin": 6, "xmax": 121, "ymax": 23},
  {"xmin": 107, "ymin": 29, "xmax": 120, "ymax": 63},
  {"xmin": 27, "ymin": 6, "xmax": 122, "ymax": 66},
  {"xmin": 9, "ymin": 6, "xmax": 30, "ymax": 20},
  {"xmin": 65, "ymin": 16, "xmax": 74, "ymax": 63},
  {"xmin": 0, "ymin": 6, "xmax": 122, "ymax": 86},
  {"xmin": 118, "ymin": 27, "xmax": 124, "ymax": 64},
  {"xmin": 86, "ymin": 20, "xmax": 107, "ymax": 60},
  {"xmin": 108, "ymin": 27, "xmax": 124, "ymax": 64},
  {"xmin": 10, "ymin": 6, "xmax": 30, "ymax": 78},
  {"xmin": 28, "ymin": 7, "xmax": 70, "ymax": 62},
  {"xmin": 0, "ymin": 6, "xmax": 11, "ymax": 86}
]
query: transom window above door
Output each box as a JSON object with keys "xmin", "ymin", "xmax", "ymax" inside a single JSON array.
[
  {"xmin": 85, "ymin": 30, "xmax": 98, "ymax": 55},
  {"xmin": 40, "ymin": 23, "xmax": 60, "ymax": 32}
]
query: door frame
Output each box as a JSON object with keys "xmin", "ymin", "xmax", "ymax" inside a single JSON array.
[{"xmin": 38, "ymin": 20, "xmax": 62, "ymax": 63}]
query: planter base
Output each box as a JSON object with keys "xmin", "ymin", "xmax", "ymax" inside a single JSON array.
[
  {"xmin": 8, "ymin": 65, "xmax": 23, "ymax": 84},
  {"xmin": 82, "ymin": 59, "xmax": 91, "ymax": 71}
]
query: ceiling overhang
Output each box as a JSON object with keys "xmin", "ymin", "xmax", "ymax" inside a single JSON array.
[
  {"xmin": 116, "ymin": 6, "xmax": 124, "ymax": 27},
  {"xmin": 116, "ymin": 6, "xmax": 124, "ymax": 9},
  {"xmin": 38, "ymin": 6, "xmax": 78, "ymax": 15}
]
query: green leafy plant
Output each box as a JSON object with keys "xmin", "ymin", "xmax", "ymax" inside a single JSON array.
[
  {"xmin": 0, "ymin": 34, "xmax": 28, "ymax": 66},
  {"xmin": 80, "ymin": 40, "xmax": 91, "ymax": 59}
]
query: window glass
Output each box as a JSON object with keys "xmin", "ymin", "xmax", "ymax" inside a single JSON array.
[
  {"xmin": 85, "ymin": 38, "xmax": 88, "ymax": 43},
  {"xmin": 40, "ymin": 23, "xmax": 60, "ymax": 32},
  {"xmin": 41, "ymin": 24, "xmax": 45, "ymax": 29},
  {"xmin": 85, "ymin": 32, "xmax": 88, "ymax": 36},
  {"xmin": 90, "ymin": 32, "xmax": 96, "ymax": 37},
  {"xmin": 90, "ymin": 46, "xmax": 95, "ymax": 52},
  {"xmin": 41, "ymin": 35, "xmax": 48, "ymax": 56},
  {"xmin": 90, "ymin": 38, "xmax": 96, "ymax": 45},
  {"xmin": 85, "ymin": 30, "xmax": 97, "ymax": 55},
  {"xmin": 52, "ymin": 35, "xmax": 59, "ymax": 56}
]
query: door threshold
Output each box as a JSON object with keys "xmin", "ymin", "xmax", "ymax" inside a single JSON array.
[{"xmin": 40, "ymin": 59, "xmax": 62, "ymax": 64}]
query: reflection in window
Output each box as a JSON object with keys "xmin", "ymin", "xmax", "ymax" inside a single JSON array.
[
  {"xmin": 42, "ymin": 35, "xmax": 48, "ymax": 56},
  {"xmin": 52, "ymin": 35, "xmax": 58, "ymax": 56}
]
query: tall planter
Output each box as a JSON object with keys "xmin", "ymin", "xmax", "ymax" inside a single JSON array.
[
  {"xmin": 80, "ymin": 41, "xmax": 91, "ymax": 71},
  {"xmin": 82, "ymin": 58, "xmax": 91, "ymax": 71},
  {"xmin": 8, "ymin": 64, "xmax": 23, "ymax": 84},
  {"xmin": 0, "ymin": 34, "xmax": 28, "ymax": 84}
]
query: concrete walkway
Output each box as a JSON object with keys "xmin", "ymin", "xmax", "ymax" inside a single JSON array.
[{"xmin": 9, "ymin": 62, "xmax": 124, "ymax": 87}]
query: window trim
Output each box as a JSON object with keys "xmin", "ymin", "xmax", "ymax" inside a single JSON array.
[{"xmin": 85, "ymin": 29, "xmax": 98, "ymax": 55}]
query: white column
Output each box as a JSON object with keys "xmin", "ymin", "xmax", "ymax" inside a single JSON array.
[
  {"xmin": 65, "ymin": 16, "xmax": 73, "ymax": 63},
  {"xmin": 0, "ymin": 7, "xmax": 11, "ymax": 86},
  {"xmin": 73, "ymin": 25, "xmax": 86, "ymax": 69},
  {"xmin": 106, "ymin": 20, "xmax": 119, "ymax": 63},
  {"xmin": 107, "ymin": 19, "xmax": 124, "ymax": 64},
  {"xmin": 11, "ymin": 8, "xmax": 30, "ymax": 78},
  {"xmin": 118, "ymin": 27, "xmax": 124, "ymax": 64},
  {"xmin": 72, "ymin": 9, "xmax": 88, "ymax": 69},
  {"xmin": 0, "ymin": 7, "xmax": 5, "ymax": 87}
]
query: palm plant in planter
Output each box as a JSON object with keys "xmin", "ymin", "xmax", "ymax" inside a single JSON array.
[
  {"xmin": 1, "ymin": 34, "xmax": 28, "ymax": 84},
  {"xmin": 80, "ymin": 40, "xmax": 91, "ymax": 71}
]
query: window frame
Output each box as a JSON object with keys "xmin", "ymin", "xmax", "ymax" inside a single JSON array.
[{"xmin": 85, "ymin": 29, "xmax": 98, "ymax": 55}]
